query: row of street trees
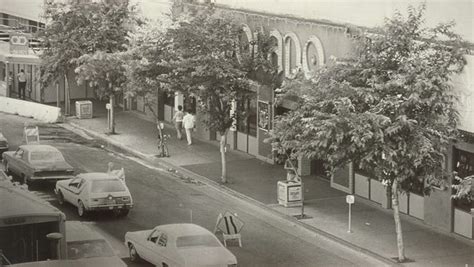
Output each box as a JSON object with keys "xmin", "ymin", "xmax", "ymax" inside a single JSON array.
[
  {"xmin": 268, "ymin": 4, "xmax": 469, "ymax": 262},
  {"xmin": 38, "ymin": 1, "xmax": 471, "ymax": 262},
  {"xmin": 39, "ymin": 1, "xmax": 277, "ymax": 182}
]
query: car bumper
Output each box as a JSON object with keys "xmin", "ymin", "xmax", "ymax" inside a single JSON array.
[{"xmin": 88, "ymin": 204, "xmax": 134, "ymax": 211}]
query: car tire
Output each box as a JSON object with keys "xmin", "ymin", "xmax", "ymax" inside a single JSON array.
[
  {"xmin": 57, "ymin": 190, "xmax": 65, "ymax": 205},
  {"xmin": 128, "ymin": 243, "xmax": 141, "ymax": 263},
  {"xmin": 77, "ymin": 200, "xmax": 87, "ymax": 217}
]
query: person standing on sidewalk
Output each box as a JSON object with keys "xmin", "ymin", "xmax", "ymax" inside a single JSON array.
[
  {"xmin": 182, "ymin": 110, "xmax": 196, "ymax": 145},
  {"xmin": 173, "ymin": 105, "xmax": 184, "ymax": 140},
  {"xmin": 17, "ymin": 69, "xmax": 27, "ymax": 100}
]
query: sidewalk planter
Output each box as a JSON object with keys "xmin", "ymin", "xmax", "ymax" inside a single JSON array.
[
  {"xmin": 454, "ymin": 208, "xmax": 474, "ymax": 239},
  {"xmin": 277, "ymin": 180, "xmax": 302, "ymax": 207},
  {"xmin": 75, "ymin": 100, "xmax": 93, "ymax": 119},
  {"xmin": 408, "ymin": 193, "xmax": 425, "ymax": 220}
]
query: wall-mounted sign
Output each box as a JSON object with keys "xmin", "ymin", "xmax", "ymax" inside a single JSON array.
[
  {"xmin": 258, "ymin": 100, "xmax": 271, "ymax": 131},
  {"xmin": 9, "ymin": 34, "xmax": 29, "ymax": 55}
]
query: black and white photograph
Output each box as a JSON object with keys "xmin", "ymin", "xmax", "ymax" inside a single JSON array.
[{"xmin": 0, "ymin": 0, "xmax": 472, "ymax": 266}]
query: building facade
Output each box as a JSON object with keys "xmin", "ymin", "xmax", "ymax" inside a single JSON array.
[{"xmin": 134, "ymin": 1, "xmax": 473, "ymax": 240}]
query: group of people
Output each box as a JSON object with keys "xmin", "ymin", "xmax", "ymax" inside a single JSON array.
[
  {"xmin": 155, "ymin": 105, "xmax": 196, "ymax": 146},
  {"xmin": 172, "ymin": 105, "xmax": 196, "ymax": 145},
  {"xmin": 7, "ymin": 69, "xmax": 28, "ymax": 100}
]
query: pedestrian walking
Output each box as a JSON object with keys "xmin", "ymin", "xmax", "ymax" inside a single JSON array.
[
  {"xmin": 173, "ymin": 105, "xmax": 184, "ymax": 140},
  {"xmin": 17, "ymin": 69, "xmax": 27, "ymax": 100},
  {"xmin": 182, "ymin": 110, "xmax": 196, "ymax": 145}
]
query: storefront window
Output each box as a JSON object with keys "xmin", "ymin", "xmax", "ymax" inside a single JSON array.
[
  {"xmin": 237, "ymin": 97, "xmax": 257, "ymax": 137},
  {"xmin": 453, "ymin": 148, "xmax": 474, "ymax": 211}
]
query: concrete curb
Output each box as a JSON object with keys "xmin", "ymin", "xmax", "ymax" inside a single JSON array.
[{"xmin": 61, "ymin": 121, "xmax": 397, "ymax": 266}]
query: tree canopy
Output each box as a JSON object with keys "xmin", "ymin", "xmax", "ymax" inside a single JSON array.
[
  {"xmin": 268, "ymin": 5, "xmax": 468, "ymax": 261},
  {"xmin": 39, "ymin": 0, "xmax": 138, "ymax": 88},
  {"xmin": 270, "ymin": 5, "xmax": 467, "ymax": 190}
]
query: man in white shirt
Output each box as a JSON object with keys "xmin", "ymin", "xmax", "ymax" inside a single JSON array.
[
  {"xmin": 182, "ymin": 111, "xmax": 196, "ymax": 145},
  {"xmin": 17, "ymin": 69, "xmax": 27, "ymax": 100}
]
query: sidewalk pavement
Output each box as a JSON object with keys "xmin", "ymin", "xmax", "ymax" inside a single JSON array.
[{"xmin": 64, "ymin": 101, "xmax": 473, "ymax": 266}]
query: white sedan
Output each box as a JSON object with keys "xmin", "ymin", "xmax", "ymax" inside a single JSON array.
[
  {"xmin": 125, "ymin": 223, "xmax": 237, "ymax": 267},
  {"xmin": 55, "ymin": 172, "xmax": 133, "ymax": 217}
]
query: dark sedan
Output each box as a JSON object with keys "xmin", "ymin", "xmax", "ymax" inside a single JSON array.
[{"xmin": 2, "ymin": 144, "xmax": 74, "ymax": 185}]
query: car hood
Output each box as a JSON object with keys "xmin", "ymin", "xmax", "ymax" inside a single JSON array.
[
  {"xmin": 126, "ymin": 230, "xmax": 152, "ymax": 241},
  {"xmin": 180, "ymin": 247, "xmax": 237, "ymax": 266}
]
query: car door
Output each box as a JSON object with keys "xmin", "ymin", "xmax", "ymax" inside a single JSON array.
[
  {"xmin": 63, "ymin": 178, "xmax": 81, "ymax": 205},
  {"xmin": 71, "ymin": 178, "xmax": 88, "ymax": 207},
  {"xmin": 8, "ymin": 148, "xmax": 25, "ymax": 175},
  {"xmin": 139, "ymin": 229, "xmax": 161, "ymax": 263},
  {"xmin": 150, "ymin": 232, "xmax": 178, "ymax": 267}
]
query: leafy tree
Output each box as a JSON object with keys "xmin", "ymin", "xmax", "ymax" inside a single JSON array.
[
  {"xmin": 165, "ymin": 6, "xmax": 276, "ymax": 183},
  {"xmin": 268, "ymin": 4, "xmax": 467, "ymax": 262},
  {"xmin": 123, "ymin": 17, "xmax": 176, "ymax": 120},
  {"xmin": 38, "ymin": 0, "xmax": 137, "ymax": 114},
  {"xmin": 452, "ymin": 175, "xmax": 473, "ymax": 201},
  {"xmin": 73, "ymin": 52, "xmax": 127, "ymax": 134}
]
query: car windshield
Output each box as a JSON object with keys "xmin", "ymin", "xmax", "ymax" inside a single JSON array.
[
  {"xmin": 30, "ymin": 150, "xmax": 65, "ymax": 163},
  {"xmin": 176, "ymin": 235, "xmax": 221, "ymax": 248},
  {"xmin": 67, "ymin": 240, "xmax": 115, "ymax": 259},
  {"xmin": 91, "ymin": 179, "xmax": 126, "ymax": 193}
]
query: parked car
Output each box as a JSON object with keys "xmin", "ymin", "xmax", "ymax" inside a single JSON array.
[
  {"xmin": 2, "ymin": 144, "xmax": 74, "ymax": 184},
  {"xmin": 55, "ymin": 172, "xmax": 133, "ymax": 217},
  {"xmin": 9, "ymin": 221, "xmax": 127, "ymax": 267},
  {"xmin": 0, "ymin": 131, "xmax": 8, "ymax": 155},
  {"xmin": 125, "ymin": 223, "xmax": 238, "ymax": 267},
  {"xmin": 65, "ymin": 221, "xmax": 126, "ymax": 266}
]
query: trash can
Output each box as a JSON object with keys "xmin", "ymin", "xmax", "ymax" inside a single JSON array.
[
  {"xmin": 75, "ymin": 101, "xmax": 93, "ymax": 119},
  {"xmin": 277, "ymin": 180, "xmax": 302, "ymax": 207}
]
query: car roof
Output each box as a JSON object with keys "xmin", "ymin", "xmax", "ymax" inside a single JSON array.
[
  {"xmin": 65, "ymin": 221, "xmax": 105, "ymax": 242},
  {"xmin": 77, "ymin": 173, "xmax": 119, "ymax": 180},
  {"xmin": 158, "ymin": 223, "xmax": 212, "ymax": 237},
  {"xmin": 20, "ymin": 144, "xmax": 60, "ymax": 152}
]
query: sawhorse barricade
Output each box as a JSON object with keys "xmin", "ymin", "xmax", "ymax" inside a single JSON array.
[{"xmin": 213, "ymin": 211, "xmax": 244, "ymax": 247}]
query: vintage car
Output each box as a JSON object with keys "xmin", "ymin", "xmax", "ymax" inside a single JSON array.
[
  {"xmin": 0, "ymin": 131, "xmax": 8, "ymax": 155},
  {"xmin": 65, "ymin": 221, "xmax": 126, "ymax": 266},
  {"xmin": 9, "ymin": 221, "xmax": 126, "ymax": 266},
  {"xmin": 2, "ymin": 144, "xmax": 74, "ymax": 184},
  {"xmin": 125, "ymin": 223, "xmax": 238, "ymax": 267},
  {"xmin": 55, "ymin": 172, "xmax": 133, "ymax": 217}
]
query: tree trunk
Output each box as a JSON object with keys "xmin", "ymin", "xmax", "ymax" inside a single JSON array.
[
  {"xmin": 64, "ymin": 74, "xmax": 70, "ymax": 116},
  {"xmin": 56, "ymin": 82, "xmax": 60, "ymax": 108},
  {"xmin": 220, "ymin": 130, "xmax": 228, "ymax": 183},
  {"xmin": 391, "ymin": 179, "xmax": 405, "ymax": 262},
  {"xmin": 110, "ymin": 95, "xmax": 115, "ymax": 134}
]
